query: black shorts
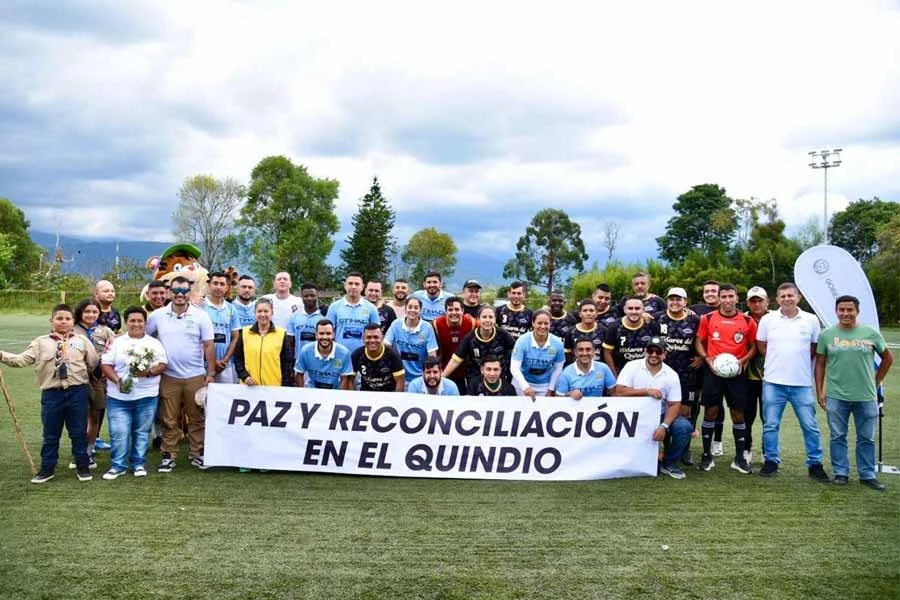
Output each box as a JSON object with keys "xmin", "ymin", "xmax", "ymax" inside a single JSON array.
[
  {"xmin": 679, "ymin": 382, "xmax": 699, "ymax": 408},
  {"xmin": 701, "ymin": 370, "xmax": 747, "ymax": 412}
]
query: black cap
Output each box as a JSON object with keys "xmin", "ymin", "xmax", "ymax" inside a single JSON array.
[
  {"xmin": 463, "ymin": 279, "xmax": 482, "ymax": 289},
  {"xmin": 645, "ymin": 336, "xmax": 666, "ymax": 351}
]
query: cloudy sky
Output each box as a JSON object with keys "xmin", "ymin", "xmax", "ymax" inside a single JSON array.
[{"xmin": 2, "ymin": 0, "xmax": 899, "ymax": 267}]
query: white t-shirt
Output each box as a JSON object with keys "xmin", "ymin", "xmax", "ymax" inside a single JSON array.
[
  {"xmin": 757, "ymin": 309, "xmax": 820, "ymax": 386},
  {"xmin": 146, "ymin": 304, "xmax": 215, "ymax": 379},
  {"xmin": 263, "ymin": 293, "xmax": 303, "ymax": 330},
  {"xmin": 102, "ymin": 334, "xmax": 168, "ymax": 401},
  {"xmin": 616, "ymin": 359, "xmax": 682, "ymax": 416}
]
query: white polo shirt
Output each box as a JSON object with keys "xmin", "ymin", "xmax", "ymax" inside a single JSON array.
[
  {"xmin": 146, "ymin": 304, "xmax": 214, "ymax": 379},
  {"xmin": 757, "ymin": 309, "xmax": 820, "ymax": 386},
  {"xmin": 616, "ymin": 358, "xmax": 682, "ymax": 416}
]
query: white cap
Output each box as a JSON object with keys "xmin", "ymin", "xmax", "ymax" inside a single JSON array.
[
  {"xmin": 666, "ymin": 287, "xmax": 688, "ymax": 299},
  {"xmin": 747, "ymin": 286, "xmax": 768, "ymax": 300}
]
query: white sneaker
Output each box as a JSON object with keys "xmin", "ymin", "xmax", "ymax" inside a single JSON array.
[
  {"xmin": 744, "ymin": 450, "xmax": 753, "ymax": 464},
  {"xmin": 102, "ymin": 468, "xmax": 127, "ymax": 481},
  {"xmin": 712, "ymin": 441, "xmax": 724, "ymax": 456},
  {"xmin": 133, "ymin": 466, "xmax": 147, "ymax": 477}
]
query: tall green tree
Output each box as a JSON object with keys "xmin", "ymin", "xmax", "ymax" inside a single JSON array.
[
  {"xmin": 0, "ymin": 198, "xmax": 42, "ymax": 289},
  {"xmin": 340, "ymin": 176, "xmax": 396, "ymax": 282},
  {"xmin": 656, "ymin": 183, "xmax": 736, "ymax": 263},
  {"xmin": 226, "ymin": 156, "xmax": 340, "ymax": 286},
  {"xmin": 829, "ymin": 197, "xmax": 900, "ymax": 263},
  {"xmin": 401, "ymin": 228, "xmax": 457, "ymax": 283},
  {"xmin": 502, "ymin": 208, "xmax": 588, "ymax": 295},
  {"xmin": 867, "ymin": 214, "xmax": 900, "ymax": 321},
  {"xmin": 172, "ymin": 174, "xmax": 244, "ymax": 270}
]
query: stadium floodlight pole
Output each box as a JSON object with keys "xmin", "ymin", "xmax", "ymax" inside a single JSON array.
[{"xmin": 808, "ymin": 148, "xmax": 842, "ymax": 242}]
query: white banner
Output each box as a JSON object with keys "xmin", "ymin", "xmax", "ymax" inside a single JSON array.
[
  {"xmin": 794, "ymin": 244, "xmax": 879, "ymax": 329},
  {"xmin": 204, "ymin": 384, "xmax": 661, "ymax": 481}
]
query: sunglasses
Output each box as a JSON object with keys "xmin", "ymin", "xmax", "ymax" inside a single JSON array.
[
  {"xmin": 170, "ymin": 287, "xmax": 191, "ymax": 295},
  {"xmin": 645, "ymin": 347, "xmax": 665, "ymax": 355}
]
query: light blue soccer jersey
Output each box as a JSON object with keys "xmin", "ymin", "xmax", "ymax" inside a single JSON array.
[
  {"xmin": 326, "ymin": 298, "xmax": 380, "ymax": 353},
  {"xmin": 556, "ymin": 361, "xmax": 617, "ymax": 397},
  {"xmin": 203, "ymin": 299, "xmax": 241, "ymax": 363},
  {"xmin": 411, "ymin": 290, "xmax": 452, "ymax": 321},
  {"xmin": 407, "ymin": 376, "xmax": 460, "ymax": 396},
  {"xmin": 288, "ymin": 309, "xmax": 325, "ymax": 358},
  {"xmin": 231, "ymin": 300, "xmax": 257, "ymax": 328},
  {"xmin": 294, "ymin": 342, "xmax": 354, "ymax": 389},
  {"xmin": 384, "ymin": 319, "xmax": 439, "ymax": 381},
  {"xmin": 511, "ymin": 332, "xmax": 565, "ymax": 386}
]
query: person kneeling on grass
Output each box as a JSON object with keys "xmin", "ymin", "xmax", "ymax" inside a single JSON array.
[
  {"xmin": 100, "ymin": 307, "xmax": 168, "ymax": 480},
  {"xmin": 0, "ymin": 304, "xmax": 99, "ymax": 484}
]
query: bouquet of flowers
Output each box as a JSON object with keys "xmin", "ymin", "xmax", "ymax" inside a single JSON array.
[{"xmin": 120, "ymin": 345, "xmax": 158, "ymax": 394}]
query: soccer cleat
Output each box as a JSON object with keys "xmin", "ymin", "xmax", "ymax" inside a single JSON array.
[
  {"xmin": 133, "ymin": 466, "xmax": 148, "ymax": 477},
  {"xmin": 158, "ymin": 453, "xmax": 175, "ymax": 473},
  {"xmin": 76, "ymin": 466, "xmax": 93, "ymax": 481},
  {"xmin": 102, "ymin": 468, "xmax": 127, "ymax": 481},
  {"xmin": 808, "ymin": 463, "xmax": 831, "ymax": 483},
  {"xmin": 860, "ymin": 478, "xmax": 886, "ymax": 491},
  {"xmin": 760, "ymin": 460, "xmax": 779, "ymax": 477},
  {"xmin": 190, "ymin": 456, "xmax": 210, "ymax": 470},
  {"xmin": 660, "ymin": 465, "xmax": 686, "ymax": 480},
  {"xmin": 711, "ymin": 441, "xmax": 724, "ymax": 456},
  {"xmin": 698, "ymin": 455, "xmax": 715, "ymax": 471},
  {"xmin": 833, "ymin": 475, "xmax": 849, "ymax": 485},
  {"xmin": 30, "ymin": 469, "xmax": 55, "ymax": 484},
  {"xmin": 730, "ymin": 457, "xmax": 752, "ymax": 474}
]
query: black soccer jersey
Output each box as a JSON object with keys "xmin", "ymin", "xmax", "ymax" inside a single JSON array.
[
  {"xmin": 453, "ymin": 327, "xmax": 516, "ymax": 381},
  {"xmin": 564, "ymin": 323, "xmax": 607, "ymax": 364},
  {"xmin": 376, "ymin": 304, "xmax": 397, "ymax": 334},
  {"xmin": 549, "ymin": 311, "xmax": 578, "ymax": 340},
  {"xmin": 497, "ymin": 305, "xmax": 533, "ymax": 340},
  {"xmin": 351, "ymin": 345, "xmax": 405, "ymax": 392},
  {"xmin": 462, "ymin": 303, "xmax": 482, "ymax": 319},
  {"xmin": 602, "ymin": 318, "xmax": 661, "ymax": 372},
  {"xmin": 659, "ymin": 311, "xmax": 701, "ymax": 388},
  {"xmin": 689, "ymin": 303, "xmax": 717, "ymax": 316},
  {"xmin": 98, "ymin": 307, "xmax": 122, "ymax": 333},
  {"xmin": 616, "ymin": 295, "xmax": 666, "ymax": 320},
  {"xmin": 467, "ymin": 378, "xmax": 517, "ymax": 396}
]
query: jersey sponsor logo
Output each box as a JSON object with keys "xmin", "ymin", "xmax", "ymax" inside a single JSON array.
[{"xmin": 734, "ymin": 332, "xmax": 744, "ymax": 343}]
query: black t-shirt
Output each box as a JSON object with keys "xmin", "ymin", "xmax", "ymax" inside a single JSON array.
[
  {"xmin": 616, "ymin": 295, "xmax": 667, "ymax": 320},
  {"xmin": 549, "ymin": 311, "xmax": 578, "ymax": 340},
  {"xmin": 454, "ymin": 327, "xmax": 516, "ymax": 381},
  {"xmin": 659, "ymin": 311, "xmax": 701, "ymax": 388},
  {"xmin": 462, "ymin": 303, "xmax": 482, "ymax": 319},
  {"xmin": 689, "ymin": 303, "xmax": 717, "ymax": 316},
  {"xmin": 467, "ymin": 378, "xmax": 517, "ymax": 396},
  {"xmin": 98, "ymin": 307, "xmax": 121, "ymax": 333},
  {"xmin": 497, "ymin": 305, "xmax": 533, "ymax": 340},
  {"xmin": 351, "ymin": 345, "xmax": 404, "ymax": 392},
  {"xmin": 602, "ymin": 318, "xmax": 661, "ymax": 372},
  {"xmin": 564, "ymin": 323, "xmax": 607, "ymax": 364},
  {"xmin": 376, "ymin": 304, "xmax": 397, "ymax": 334}
]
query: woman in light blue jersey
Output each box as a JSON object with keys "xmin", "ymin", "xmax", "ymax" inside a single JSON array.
[
  {"xmin": 384, "ymin": 296, "xmax": 438, "ymax": 383},
  {"xmin": 510, "ymin": 309, "xmax": 565, "ymax": 399}
]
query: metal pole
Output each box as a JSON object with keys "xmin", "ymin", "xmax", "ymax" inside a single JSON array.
[{"xmin": 824, "ymin": 166, "xmax": 828, "ymax": 242}]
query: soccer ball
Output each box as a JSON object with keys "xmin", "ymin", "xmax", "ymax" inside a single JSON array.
[
  {"xmin": 712, "ymin": 353, "xmax": 741, "ymax": 378},
  {"xmin": 194, "ymin": 386, "xmax": 208, "ymax": 408}
]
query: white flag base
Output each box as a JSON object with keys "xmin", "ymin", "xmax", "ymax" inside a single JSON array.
[{"xmin": 877, "ymin": 463, "xmax": 900, "ymax": 476}]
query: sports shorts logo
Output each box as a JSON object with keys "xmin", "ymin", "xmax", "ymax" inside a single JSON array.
[{"xmin": 813, "ymin": 259, "xmax": 829, "ymax": 275}]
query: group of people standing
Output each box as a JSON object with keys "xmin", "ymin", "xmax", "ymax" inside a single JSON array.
[{"xmin": 0, "ymin": 269, "xmax": 892, "ymax": 490}]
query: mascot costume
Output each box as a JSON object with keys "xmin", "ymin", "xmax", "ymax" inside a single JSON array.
[{"xmin": 142, "ymin": 243, "xmax": 239, "ymax": 304}]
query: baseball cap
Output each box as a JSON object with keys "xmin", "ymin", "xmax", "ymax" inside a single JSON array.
[
  {"xmin": 645, "ymin": 336, "xmax": 666, "ymax": 351},
  {"xmin": 666, "ymin": 287, "xmax": 688, "ymax": 299},
  {"xmin": 747, "ymin": 286, "xmax": 768, "ymax": 300},
  {"xmin": 463, "ymin": 279, "xmax": 482, "ymax": 289}
]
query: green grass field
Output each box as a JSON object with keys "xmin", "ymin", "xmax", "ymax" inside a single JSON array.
[{"xmin": 0, "ymin": 314, "xmax": 898, "ymax": 600}]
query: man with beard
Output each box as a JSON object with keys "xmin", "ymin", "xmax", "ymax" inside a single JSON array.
[
  {"xmin": 203, "ymin": 271, "xmax": 242, "ymax": 384},
  {"xmin": 294, "ymin": 319, "xmax": 353, "ymax": 390},
  {"xmin": 593, "ymin": 284, "xmax": 618, "ymax": 327},
  {"xmin": 365, "ymin": 280, "xmax": 397, "ymax": 334},
  {"xmin": 388, "ymin": 279, "xmax": 410, "ymax": 321},
  {"xmin": 603, "ymin": 296, "xmax": 661, "ymax": 376},
  {"xmin": 498, "ymin": 281, "xmax": 533, "ymax": 340},
  {"xmin": 615, "ymin": 272, "xmax": 666, "ymax": 321},
  {"xmin": 231, "ymin": 275, "xmax": 258, "ymax": 327},
  {"xmin": 432, "ymin": 296, "xmax": 476, "ymax": 394},
  {"xmin": 557, "ymin": 337, "xmax": 617, "ymax": 399},
  {"xmin": 287, "ymin": 282, "xmax": 325, "ymax": 359},
  {"xmin": 351, "ymin": 324, "xmax": 405, "ymax": 392},
  {"xmin": 407, "ymin": 356, "xmax": 460, "ymax": 395},
  {"xmin": 742, "ymin": 286, "xmax": 770, "ymax": 463},
  {"xmin": 95, "ymin": 279, "xmax": 121, "ymax": 333},
  {"xmin": 461, "ymin": 280, "xmax": 483, "ymax": 319},
  {"xmin": 564, "ymin": 299, "xmax": 607, "ymax": 365},
  {"xmin": 411, "ymin": 271, "xmax": 451, "ymax": 321},
  {"xmin": 548, "ymin": 290, "xmax": 578, "ymax": 340},
  {"xmin": 467, "ymin": 355, "xmax": 516, "ymax": 396},
  {"xmin": 142, "ymin": 280, "xmax": 168, "ymax": 316},
  {"xmin": 326, "ymin": 272, "xmax": 380, "ymax": 354}
]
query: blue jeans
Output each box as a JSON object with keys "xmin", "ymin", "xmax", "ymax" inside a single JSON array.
[
  {"xmin": 41, "ymin": 385, "xmax": 90, "ymax": 470},
  {"xmin": 826, "ymin": 397, "xmax": 878, "ymax": 480},
  {"xmin": 762, "ymin": 382, "xmax": 824, "ymax": 466},
  {"xmin": 662, "ymin": 416, "xmax": 693, "ymax": 468},
  {"xmin": 107, "ymin": 396, "xmax": 159, "ymax": 470}
]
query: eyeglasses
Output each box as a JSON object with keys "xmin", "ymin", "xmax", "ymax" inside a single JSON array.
[
  {"xmin": 170, "ymin": 287, "xmax": 191, "ymax": 295},
  {"xmin": 645, "ymin": 347, "xmax": 664, "ymax": 355}
]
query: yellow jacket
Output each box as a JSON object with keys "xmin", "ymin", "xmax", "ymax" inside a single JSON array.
[{"xmin": 233, "ymin": 324, "xmax": 295, "ymax": 387}]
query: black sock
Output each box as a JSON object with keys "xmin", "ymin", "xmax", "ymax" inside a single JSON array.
[
  {"xmin": 733, "ymin": 423, "xmax": 746, "ymax": 459},
  {"xmin": 702, "ymin": 420, "xmax": 715, "ymax": 456},
  {"xmin": 714, "ymin": 419, "xmax": 724, "ymax": 442}
]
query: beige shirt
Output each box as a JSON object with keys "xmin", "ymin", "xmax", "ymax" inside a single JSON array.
[{"xmin": 0, "ymin": 334, "xmax": 99, "ymax": 390}]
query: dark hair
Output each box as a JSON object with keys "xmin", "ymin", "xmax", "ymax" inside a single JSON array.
[
  {"xmin": 623, "ymin": 295, "xmax": 644, "ymax": 306},
  {"xmin": 477, "ymin": 304, "xmax": 495, "ymax": 319},
  {"xmin": 51, "ymin": 303, "xmax": 73, "ymax": 317},
  {"xmin": 532, "ymin": 309, "xmax": 551, "ymax": 323},
  {"xmin": 423, "ymin": 356, "xmax": 442, "ymax": 370},
  {"xmin": 719, "ymin": 283, "xmax": 737, "ymax": 294},
  {"xmin": 300, "ymin": 281, "xmax": 318, "ymax": 291},
  {"xmin": 405, "ymin": 296, "xmax": 422, "ymax": 308},
  {"xmin": 123, "ymin": 306, "xmax": 146, "ymax": 322},
  {"xmin": 835, "ymin": 295, "xmax": 859, "ymax": 309},
  {"xmin": 73, "ymin": 298, "xmax": 101, "ymax": 325},
  {"xmin": 550, "ymin": 289, "xmax": 565, "ymax": 297},
  {"xmin": 316, "ymin": 319, "xmax": 335, "ymax": 331},
  {"xmin": 595, "ymin": 283, "xmax": 611, "ymax": 293},
  {"xmin": 208, "ymin": 271, "xmax": 228, "ymax": 283},
  {"xmin": 170, "ymin": 276, "xmax": 191, "ymax": 287},
  {"xmin": 573, "ymin": 335, "xmax": 595, "ymax": 348},
  {"xmin": 578, "ymin": 299, "xmax": 597, "ymax": 310},
  {"xmin": 364, "ymin": 323, "xmax": 382, "ymax": 333},
  {"xmin": 346, "ymin": 271, "xmax": 364, "ymax": 282},
  {"xmin": 444, "ymin": 296, "xmax": 463, "ymax": 309},
  {"xmin": 238, "ymin": 274, "xmax": 255, "ymax": 283},
  {"xmin": 147, "ymin": 279, "xmax": 167, "ymax": 290},
  {"xmin": 632, "ymin": 272, "xmax": 650, "ymax": 280},
  {"xmin": 424, "ymin": 271, "xmax": 442, "ymax": 281},
  {"xmin": 365, "ymin": 280, "xmax": 383, "ymax": 290},
  {"xmin": 509, "ymin": 281, "xmax": 526, "ymax": 291},
  {"xmin": 481, "ymin": 355, "xmax": 502, "ymax": 367},
  {"xmin": 702, "ymin": 280, "xmax": 720, "ymax": 288},
  {"xmin": 255, "ymin": 297, "xmax": 273, "ymax": 310},
  {"xmin": 393, "ymin": 278, "xmax": 409, "ymax": 284}
]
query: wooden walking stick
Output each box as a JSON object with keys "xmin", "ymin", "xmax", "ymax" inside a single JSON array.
[{"xmin": 0, "ymin": 368, "xmax": 37, "ymax": 475}]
